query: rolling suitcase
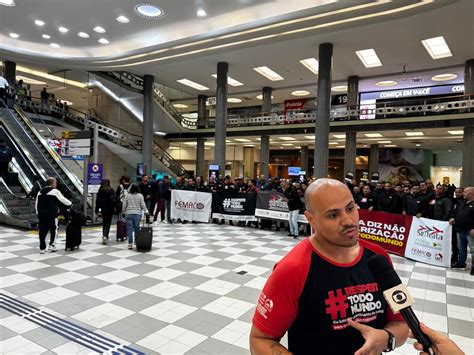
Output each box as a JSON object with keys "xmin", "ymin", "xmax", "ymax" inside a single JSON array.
[
  {"xmin": 65, "ymin": 225, "xmax": 81, "ymax": 251},
  {"xmin": 64, "ymin": 209, "xmax": 85, "ymax": 251},
  {"xmin": 116, "ymin": 218, "xmax": 127, "ymax": 241},
  {"xmin": 136, "ymin": 219, "xmax": 152, "ymax": 252}
]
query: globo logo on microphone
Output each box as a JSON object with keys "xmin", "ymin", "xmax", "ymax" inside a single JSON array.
[
  {"xmin": 383, "ymin": 284, "xmax": 414, "ymax": 313},
  {"xmin": 392, "ymin": 290, "xmax": 408, "ymax": 305}
]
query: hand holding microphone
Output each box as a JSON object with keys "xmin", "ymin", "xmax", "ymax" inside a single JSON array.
[
  {"xmin": 410, "ymin": 323, "xmax": 465, "ymax": 355},
  {"xmin": 367, "ymin": 255, "xmax": 434, "ymax": 355}
]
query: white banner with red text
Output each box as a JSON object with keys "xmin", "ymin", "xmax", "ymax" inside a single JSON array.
[{"xmin": 170, "ymin": 190, "xmax": 212, "ymax": 223}]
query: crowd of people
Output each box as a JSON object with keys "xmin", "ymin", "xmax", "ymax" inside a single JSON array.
[{"xmin": 92, "ymin": 173, "xmax": 474, "ymax": 274}]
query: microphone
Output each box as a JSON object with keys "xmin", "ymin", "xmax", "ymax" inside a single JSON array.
[{"xmin": 367, "ymin": 255, "xmax": 434, "ymax": 355}]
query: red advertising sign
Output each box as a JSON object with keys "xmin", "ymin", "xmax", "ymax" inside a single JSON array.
[
  {"xmin": 284, "ymin": 98, "xmax": 307, "ymax": 111},
  {"xmin": 358, "ymin": 210, "xmax": 412, "ymax": 256}
]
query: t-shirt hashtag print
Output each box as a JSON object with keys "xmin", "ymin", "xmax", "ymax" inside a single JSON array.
[{"xmin": 325, "ymin": 289, "xmax": 349, "ymax": 319}]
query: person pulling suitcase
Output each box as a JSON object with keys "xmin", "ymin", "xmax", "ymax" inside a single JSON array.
[
  {"xmin": 122, "ymin": 183, "xmax": 149, "ymax": 250},
  {"xmin": 36, "ymin": 177, "xmax": 72, "ymax": 254}
]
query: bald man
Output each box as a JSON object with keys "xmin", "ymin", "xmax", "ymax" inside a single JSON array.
[{"xmin": 250, "ymin": 179, "xmax": 408, "ymax": 355}]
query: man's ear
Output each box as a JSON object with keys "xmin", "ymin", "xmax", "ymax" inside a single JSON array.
[{"xmin": 304, "ymin": 211, "xmax": 316, "ymax": 231}]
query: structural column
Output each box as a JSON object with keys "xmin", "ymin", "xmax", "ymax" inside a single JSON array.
[
  {"xmin": 300, "ymin": 146, "xmax": 309, "ymax": 173},
  {"xmin": 314, "ymin": 43, "xmax": 333, "ymax": 178},
  {"xmin": 196, "ymin": 137, "xmax": 206, "ymax": 178},
  {"xmin": 142, "ymin": 74, "xmax": 154, "ymax": 175},
  {"xmin": 4, "ymin": 61, "xmax": 16, "ymax": 87},
  {"xmin": 461, "ymin": 126, "xmax": 474, "ymax": 186},
  {"xmin": 262, "ymin": 87, "xmax": 273, "ymax": 113},
  {"xmin": 369, "ymin": 144, "xmax": 379, "ymax": 178},
  {"xmin": 343, "ymin": 132, "xmax": 357, "ymax": 175},
  {"xmin": 243, "ymin": 147, "xmax": 255, "ymax": 179},
  {"xmin": 197, "ymin": 94, "xmax": 207, "ymax": 128},
  {"xmin": 347, "ymin": 75, "xmax": 359, "ymax": 120},
  {"xmin": 260, "ymin": 135, "xmax": 270, "ymax": 178},
  {"xmin": 214, "ymin": 62, "xmax": 228, "ymax": 176}
]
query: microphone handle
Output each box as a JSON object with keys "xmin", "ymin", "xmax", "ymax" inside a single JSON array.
[{"xmin": 400, "ymin": 307, "xmax": 434, "ymax": 354}]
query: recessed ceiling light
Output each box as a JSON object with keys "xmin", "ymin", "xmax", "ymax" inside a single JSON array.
[
  {"xmin": 329, "ymin": 142, "xmax": 338, "ymax": 145},
  {"xmin": 336, "ymin": 145, "xmax": 345, "ymax": 148},
  {"xmin": 421, "ymin": 36, "xmax": 452, "ymax": 59},
  {"xmin": 253, "ymin": 66, "xmax": 284, "ymax": 81},
  {"xmin": 282, "ymin": 143, "xmax": 294, "ymax": 146},
  {"xmin": 227, "ymin": 98, "xmax": 242, "ymax": 103},
  {"xmin": 197, "ymin": 9, "xmax": 207, "ymax": 17},
  {"xmin": 384, "ymin": 144, "xmax": 397, "ymax": 147},
  {"xmin": 77, "ymin": 32, "xmax": 90, "ymax": 38},
  {"xmin": 135, "ymin": 4, "xmax": 164, "ymax": 18},
  {"xmin": 375, "ymin": 80, "xmax": 398, "ymax": 87},
  {"xmin": 49, "ymin": 43, "xmax": 60, "ymax": 48},
  {"xmin": 333, "ymin": 134, "xmax": 346, "ymax": 139},
  {"xmin": 116, "ymin": 15, "xmax": 130, "ymax": 23},
  {"xmin": 177, "ymin": 79, "xmax": 209, "ymax": 91},
  {"xmin": 93, "ymin": 26, "xmax": 106, "ymax": 33},
  {"xmin": 447, "ymin": 130, "xmax": 463, "ymax": 135},
  {"xmin": 378, "ymin": 140, "xmax": 392, "ymax": 144},
  {"xmin": 415, "ymin": 144, "xmax": 421, "ymax": 147},
  {"xmin": 98, "ymin": 38, "xmax": 109, "ymax": 45},
  {"xmin": 299, "ymin": 58, "xmax": 319, "ymax": 75},
  {"xmin": 34, "ymin": 19, "xmax": 45, "ymax": 26},
  {"xmin": 173, "ymin": 103, "xmax": 188, "ymax": 109},
  {"xmin": 405, "ymin": 132, "xmax": 424, "ymax": 137},
  {"xmin": 364, "ymin": 133, "xmax": 383, "ymax": 138},
  {"xmin": 0, "ymin": 0, "xmax": 15, "ymax": 6},
  {"xmin": 42, "ymin": 34, "xmax": 51, "ymax": 39},
  {"xmin": 8, "ymin": 32, "xmax": 19, "ymax": 38},
  {"xmin": 184, "ymin": 142, "xmax": 197, "ymax": 146},
  {"xmin": 291, "ymin": 90, "xmax": 310, "ymax": 96},
  {"xmin": 432, "ymin": 73, "xmax": 457, "ymax": 81},
  {"xmin": 304, "ymin": 135, "xmax": 315, "ymax": 140},
  {"xmin": 234, "ymin": 138, "xmax": 251, "ymax": 142},
  {"xmin": 355, "ymin": 49, "xmax": 382, "ymax": 68},
  {"xmin": 58, "ymin": 26, "xmax": 68, "ymax": 33},
  {"xmin": 244, "ymin": 145, "xmax": 255, "ymax": 147},
  {"xmin": 256, "ymin": 94, "xmax": 274, "ymax": 100},
  {"xmin": 331, "ymin": 85, "xmax": 348, "ymax": 92},
  {"xmin": 211, "ymin": 74, "xmax": 243, "ymax": 86},
  {"xmin": 279, "ymin": 137, "xmax": 296, "ymax": 141}
]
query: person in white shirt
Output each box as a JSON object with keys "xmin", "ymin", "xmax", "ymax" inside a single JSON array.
[{"xmin": 0, "ymin": 74, "xmax": 9, "ymax": 104}]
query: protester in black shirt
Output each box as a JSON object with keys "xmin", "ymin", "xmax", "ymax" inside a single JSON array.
[
  {"xmin": 282, "ymin": 180, "xmax": 302, "ymax": 238},
  {"xmin": 449, "ymin": 187, "xmax": 464, "ymax": 263},
  {"xmin": 139, "ymin": 175, "xmax": 153, "ymax": 212},
  {"xmin": 148, "ymin": 174, "xmax": 159, "ymax": 220},
  {"xmin": 371, "ymin": 182, "xmax": 384, "ymax": 209},
  {"xmin": 356, "ymin": 185, "xmax": 375, "ymax": 211},
  {"xmin": 377, "ymin": 182, "xmax": 403, "ymax": 214},
  {"xmin": 415, "ymin": 181, "xmax": 435, "ymax": 217},
  {"xmin": 403, "ymin": 184, "xmax": 420, "ymax": 216},
  {"xmin": 426, "ymin": 185, "xmax": 452, "ymax": 222},
  {"xmin": 352, "ymin": 185, "xmax": 362, "ymax": 202},
  {"xmin": 450, "ymin": 186, "xmax": 474, "ymax": 274},
  {"xmin": 0, "ymin": 138, "xmax": 12, "ymax": 180}
]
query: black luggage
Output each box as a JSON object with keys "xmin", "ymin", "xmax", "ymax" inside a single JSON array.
[
  {"xmin": 64, "ymin": 209, "xmax": 85, "ymax": 251},
  {"xmin": 116, "ymin": 218, "xmax": 127, "ymax": 241},
  {"xmin": 65, "ymin": 225, "xmax": 81, "ymax": 251},
  {"xmin": 136, "ymin": 219, "xmax": 152, "ymax": 252}
]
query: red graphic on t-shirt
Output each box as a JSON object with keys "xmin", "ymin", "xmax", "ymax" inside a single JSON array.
[{"xmin": 325, "ymin": 289, "xmax": 349, "ymax": 320}]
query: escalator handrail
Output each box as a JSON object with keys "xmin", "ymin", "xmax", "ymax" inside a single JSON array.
[
  {"xmin": 12, "ymin": 104, "xmax": 84, "ymax": 195},
  {"xmin": 0, "ymin": 177, "xmax": 37, "ymax": 220},
  {"xmin": 9, "ymin": 159, "xmax": 33, "ymax": 193}
]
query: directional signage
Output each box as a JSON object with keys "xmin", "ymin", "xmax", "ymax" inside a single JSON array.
[
  {"xmin": 87, "ymin": 163, "xmax": 103, "ymax": 193},
  {"xmin": 61, "ymin": 130, "xmax": 92, "ymax": 157}
]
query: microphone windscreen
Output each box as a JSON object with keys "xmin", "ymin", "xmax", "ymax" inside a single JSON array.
[{"xmin": 367, "ymin": 255, "xmax": 402, "ymax": 291}]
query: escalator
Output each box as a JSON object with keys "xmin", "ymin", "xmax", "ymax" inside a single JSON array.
[
  {"xmin": 15, "ymin": 98, "xmax": 188, "ymax": 177},
  {"xmin": 0, "ymin": 103, "xmax": 84, "ymax": 201},
  {"xmin": 0, "ymin": 178, "xmax": 37, "ymax": 229}
]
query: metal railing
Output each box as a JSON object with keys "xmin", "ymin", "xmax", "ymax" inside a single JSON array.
[{"xmin": 14, "ymin": 98, "xmax": 188, "ymax": 177}]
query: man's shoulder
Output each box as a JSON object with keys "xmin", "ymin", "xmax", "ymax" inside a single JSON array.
[
  {"xmin": 275, "ymin": 239, "xmax": 313, "ymax": 272},
  {"xmin": 359, "ymin": 239, "xmax": 390, "ymax": 259}
]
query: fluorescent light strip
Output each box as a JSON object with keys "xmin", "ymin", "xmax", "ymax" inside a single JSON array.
[
  {"xmin": 279, "ymin": 137, "xmax": 295, "ymax": 141},
  {"xmin": 16, "ymin": 65, "xmax": 86, "ymax": 88},
  {"xmin": 299, "ymin": 58, "xmax": 319, "ymax": 75},
  {"xmin": 95, "ymin": 1, "xmax": 433, "ymax": 68},
  {"xmin": 447, "ymin": 130, "xmax": 463, "ymax": 135},
  {"xmin": 364, "ymin": 133, "xmax": 383, "ymax": 138},
  {"xmin": 177, "ymin": 79, "xmax": 209, "ymax": 91},
  {"xmin": 253, "ymin": 66, "xmax": 284, "ymax": 81},
  {"xmin": 234, "ymin": 138, "xmax": 251, "ymax": 142},
  {"xmin": 405, "ymin": 132, "xmax": 424, "ymax": 137},
  {"xmin": 421, "ymin": 36, "xmax": 452, "ymax": 59},
  {"xmin": 355, "ymin": 48, "xmax": 382, "ymax": 68},
  {"xmin": 211, "ymin": 74, "xmax": 243, "ymax": 86}
]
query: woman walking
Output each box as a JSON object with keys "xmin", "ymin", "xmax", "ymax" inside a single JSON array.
[
  {"xmin": 122, "ymin": 183, "xmax": 149, "ymax": 249},
  {"xmin": 95, "ymin": 179, "xmax": 116, "ymax": 245}
]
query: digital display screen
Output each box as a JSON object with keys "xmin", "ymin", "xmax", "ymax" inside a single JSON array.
[{"xmin": 288, "ymin": 166, "xmax": 301, "ymax": 176}]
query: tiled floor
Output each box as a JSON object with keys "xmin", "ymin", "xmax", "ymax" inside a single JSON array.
[{"xmin": 0, "ymin": 223, "xmax": 473, "ymax": 354}]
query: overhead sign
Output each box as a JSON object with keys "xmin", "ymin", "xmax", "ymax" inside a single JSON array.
[
  {"xmin": 87, "ymin": 163, "xmax": 103, "ymax": 193},
  {"xmin": 360, "ymin": 83, "xmax": 464, "ymax": 101},
  {"xmin": 62, "ymin": 130, "xmax": 92, "ymax": 139}
]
